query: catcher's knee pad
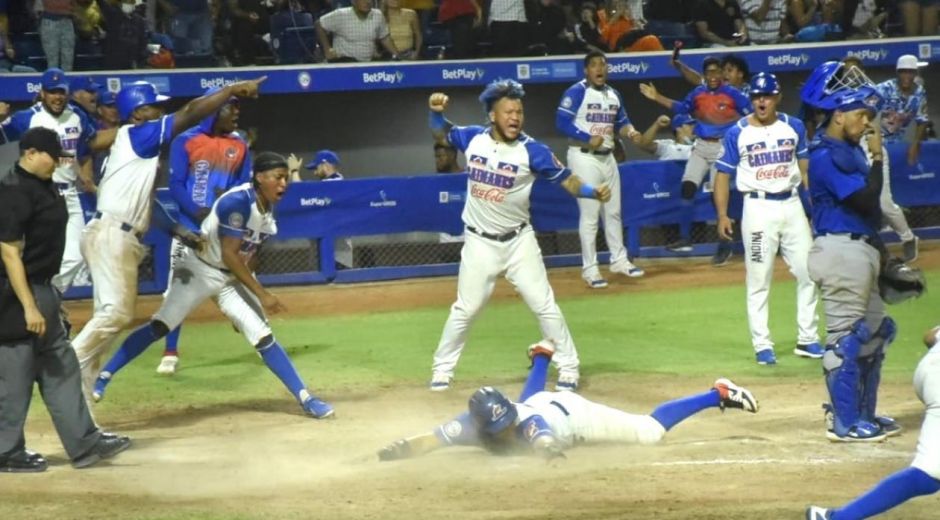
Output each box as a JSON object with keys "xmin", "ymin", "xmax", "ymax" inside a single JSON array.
[
  {"xmin": 823, "ymin": 320, "xmax": 869, "ymax": 435},
  {"xmin": 875, "ymin": 316, "xmax": 897, "ymax": 346},
  {"xmin": 254, "ymin": 334, "xmax": 275, "ymax": 352},
  {"xmin": 150, "ymin": 320, "xmax": 170, "ymax": 339},
  {"xmin": 680, "ymin": 181, "xmax": 698, "ymax": 200}
]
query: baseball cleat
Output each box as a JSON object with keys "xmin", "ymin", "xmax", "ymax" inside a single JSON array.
[
  {"xmin": 156, "ymin": 355, "xmax": 179, "ymax": 375},
  {"xmin": 874, "ymin": 415, "xmax": 903, "ymax": 437},
  {"xmin": 302, "ymin": 397, "xmax": 335, "ymax": 419},
  {"xmin": 794, "ymin": 342, "xmax": 824, "ymax": 359},
  {"xmin": 805, "ymin": 506, "xmax": 833, "ymax": 520},
  {"xmin": 714, "ymin": 378, "xmax": 759, "ymax": 413},
  {"xmin": 555, "ymin": 374, "xmax": 579, "ymax": 392},
  {"xmin": 583, "ymin": 275, "xmax": 608, "ymax": 289},
  {"xmin": 610, "ymin": 261, "xmax": 645, "ymax": 278},
  {"xmin": 826, "ymin": 420, "xmax": 887, "ymax": 443},
  {"xmin": 711, "ymin": 243, "xmax": 733, "ymax": 267},
  {"xmin": 92, "ymin": 372, "xmax": 112, "ymax": 402},
  {"xmin": 665, "ymin": 238, "xmax": 693, "ymax": 253},
  {"xmin": 755, "ymin": 348, "xmax": 777, "ymax": 365},
  {"xmin": 429, "ymin": 373, "xmax": 452, "ymax": 392},
  {"xmin": 902, "ymin": 236, "xmax": 918, "ymax": 263}
]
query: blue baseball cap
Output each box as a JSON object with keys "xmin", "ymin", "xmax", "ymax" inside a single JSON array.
[
  {"xmin": 41, "ymin": 68, "xmax": 69, "ymax": 93},
  {"xmin": 70, "ymin": 75, "xmax": 101, "ymax": 93},
  {"xmin": 671, "ymin": 113, "xmax": 695, "ymax": 130},
  {"xmin": 97, "ymin": 86, "xmax": 117, "ymax": 106},
  {"xmin": 305, "ymin": 149, "xmax": 340, "ymax": 169}
]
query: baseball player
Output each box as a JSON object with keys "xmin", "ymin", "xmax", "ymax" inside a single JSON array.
[
  {"xmin": 427, "ymin": 79, "xmax": 610, "ymax": 393},
  {"xmin": 305, "ymin": 150, "xmax": 345, "ymax": 180},
  {"xmin": 70, "ymin": 78, "xmax": 266, "ymax": 406},
  {"xmin": 0, "ymin": 68, "xmax": 103, "ymax": 295},
  {"xmin": 672, "ymin": 53, "xmax": 751, "ymax": 96},
  {"xmin": 556, "ymin": 51, "xmax": 644, "ymax": 289},
  {"xmin": 806, "ymin": 325, "xmax": 940, "ymax": 520},
  {"xmin": 639, "ymin": 57, "xmax": 752, "ymax": 266},
  {"xmin": 91, "ymin": 152, "xmax": 334, "ymax": 419},
  {"xmin": 800, "ymin": 61, "xmax": 896, "ymax": 442},
  {"xmin": 634, "ymin": 113, "xmax": 695, "ymax": 161},
  {"xmin": 379, "ymin": 340, "xmax": 758, "ymax": 461},
  {"xmin": 714, "ymin": 72, "xmax": 822, "ymax": 365},
  {"xmin": 871, "ymin": 54, "xmax": 928, "ymax": 263},
  {"xmin": 157, "ymin": 91, "xmax": 252, "ymax": 375}
]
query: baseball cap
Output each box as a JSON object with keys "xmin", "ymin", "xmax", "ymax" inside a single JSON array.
[
  {"xmin": 897, "ymin": 55, "xmax": 927, "ymax": 70},
  {"xmin": 305, "ymin": 149, "xmax": 340, "ymax": 169},
  {"xmin": 19, "ymin": 126, "xmax": 72, "ymax": 158},
  {"xmin": 97, "ymin": 86, "xmax": 117, "ymax": 106},
  {"xmin": 671, "ymin": 113, "xmax": 695, "ymax": 130},
  {"xmin": 69, "ymin": 75, "xmax": 101, "ymax": 93},
  {"xmin": 41, "ymin": 68, "xmax": 69, "ymax": 93}
]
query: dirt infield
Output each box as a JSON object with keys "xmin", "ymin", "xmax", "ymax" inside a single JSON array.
[{"xmin": 6, "ymin": 245, "xmax": 936, "ymax": 520}]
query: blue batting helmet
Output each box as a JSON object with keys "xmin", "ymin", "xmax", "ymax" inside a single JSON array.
[
  {"xmin": 116, "ymin": 81, "xmax": 170, "ymax": 121},
  {"xmin": 749, "ymin": 72, "xmax": 780, "ymax": 96},
  {"xmin": 468, "ymin": 387, "xmax": 517, "ymax": 435},
  {"xmin": 671, "ymin": 113, "xmax": 695, "ymax": 130}
]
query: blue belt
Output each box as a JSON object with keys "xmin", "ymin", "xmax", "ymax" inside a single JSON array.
[
  {"xmin": 93, "ymin": 211, "xmax": 141, "ymax": 238},
  {"xmin": 747, "ymin": 190, "xmax": 795, "ymax": 201},
  {"xmin": 466, "ymin": 223, "xmax": 527, "ymax": 242}
]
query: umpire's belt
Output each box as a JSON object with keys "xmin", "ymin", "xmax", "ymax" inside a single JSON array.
[
  {"xmin": 466, "ymin": 223, "xmax": 527, "ymax": 242},
  {"xmin": 819, "ymin": 232, "xmax": 873, "ymax": 246},
  {"xmin": 93, "ymin": 211, "xmax": 142, "ymax": 239},
  {"xmin": 578, "ymin": 147, "xmax": 612, "ymax": 156},
  {"xmin": 746, "ymin": 189, "xmax": 797, "ymax": 201}
]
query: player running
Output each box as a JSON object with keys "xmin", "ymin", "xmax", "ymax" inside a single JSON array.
[
  {"xmin": 427, "ymin": 79, "xmax": 610, "ymax": 393},
  {"xmin": 806, "ymin": 325, "xmax": 940, "ymax": 519},
  {"xmin": 379, "ymin": 340, "xmax": 758, "ymax": 461},
  {"xmin": 714, "ymin": 72, "xmax": 821, "ymax": 365},
  {"xmin": 91, "ymin": 152, "xmax": 334, "ymax": 419}
]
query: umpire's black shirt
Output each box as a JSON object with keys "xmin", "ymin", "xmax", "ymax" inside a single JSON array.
[{"xmin": 0, "ymin": 163, "xmax": 67, "ymax": 281}]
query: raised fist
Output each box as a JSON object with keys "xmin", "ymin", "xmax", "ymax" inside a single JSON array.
[
  {"xmin": 657, "ymin": 115, "xmax": 671, "ymax": 127},
  {"xmin": 428, "ymin": 93, "xmax": 449, "ymax": 112}
]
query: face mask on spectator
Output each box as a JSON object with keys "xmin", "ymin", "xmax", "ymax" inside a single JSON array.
[{"xmin": 121, "ymin": 3, "xmax": 136, "ymax": 14}]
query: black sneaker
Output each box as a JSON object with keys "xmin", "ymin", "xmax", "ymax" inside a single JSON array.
[
  {"xmin": 665, "ymin": 239, "xmax": 693, "ymax": 253},
  {"xmin": 0, "ymin": 449, "xmax": 47, "ymax": 473},
  {"xmin": 712, "ymin": 242, "xmax": 733, "ymax": 267},
  {"xmin": 72, "ymin": 433, "xmax": 131, "ymax": 469}
]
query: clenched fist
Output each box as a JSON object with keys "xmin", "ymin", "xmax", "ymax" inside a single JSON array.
[
  {"xmin": 428, "ymin": 93, "xmax": 449, "ymax": 112},
  {"xmin": 595, "ymin": 184, "xmax": 611, "ymax": 203},
  {"xmin": 656, "ymin": 115, "xmax": 672, "ymax": 128},
  {"xmin": 378, "ymin": 439, "xmax": 412, "ymax": 461}
]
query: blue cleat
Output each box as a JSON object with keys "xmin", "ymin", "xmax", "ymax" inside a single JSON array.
[
  {"xmin": 91, "ymin": 372, "xmax": 112, "ymax": 402},
  {"xmin": 874, "ymin": 415, "xmax": 903, "ymax": 437},
  {"xmin": 302, "ymin": 396, "xmax": 334, "ymax": 419},
  {"xmin": 826, "ymin": 419, "xmax": 887, "ymax": 443},
  {"xmin": 755, "ymin": 348, "xmax": 777, "ymax": 365},
  {"xmin": 795, "ymin": 342, "xmax": 825, "ymax": 359}
]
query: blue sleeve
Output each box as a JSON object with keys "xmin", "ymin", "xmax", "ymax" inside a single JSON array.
[
  {"xmin": 76, "ymin": 112, "xmax": 97, "ymax": 160},
  {"xmin": 672, "ymin": 88, "xmax": 696, "ymax": 115},
  {"xmin": 525, "ymin": 140, "xmax": 571, "ymax": 183},
  {"xmin": 790, "ymin": 116, "xmax": 809, "ymax": 159},
  {"xmin": 613, "ymin": 90, "xmax": 630, "ymax": 131},
  {"xmin": 447, "ymin": 125, "xmax": 485, "ymax": 153},
  {"xmin": 127, "ymin": 115, "xmax": 175, "ymax": 159},
  {"xmin": 556, "ymin": 85, "xmax": 591, "ymax": 141},
  {"xmin": 433, "ymin": 413, "xmax": 480, "ymax": 447},
  {"xmin": 214, "ymin": 191, "xmax": 251, "ymax": 238},
  {"xmin": 0, "ymin": 110, "xmax": 34, "ymax": 144},
  {"xmin": 518, "ymin": 354, "xmax": 550, "ymax": 402},
  {"xmin": 715, "ymin": 124, "xmax": 740, "ymax": 174},
  {"xmin": 734, "ymin": 88, "xmax": 753, "ymax": 116},
  {"xmin": 238, "ymin": 148, "xmax": 253, "ymax": 184},
  {"xmin": 812, "ymin": 150, "xmax": 866, "ymax": 202},
  {"xmin": 517, "ymin": 415, "xmax": 554, "ymax": 446},
  {"xmin": 168, "ymin": 133, "xmax": 202, "ymax": 220}
]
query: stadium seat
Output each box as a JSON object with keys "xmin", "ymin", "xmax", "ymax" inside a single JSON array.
[
  {"xmin": 274, "ymin": 26, "xmax": 318, "ymax": 64},
  {"xmin": 174, "ymin": 53, "xmax": 218, "ymax": 68}
]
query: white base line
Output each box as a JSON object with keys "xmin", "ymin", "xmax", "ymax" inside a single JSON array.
[{"xmin": 649, "ymin": 456, "xmax": 906, "ymax": 467}]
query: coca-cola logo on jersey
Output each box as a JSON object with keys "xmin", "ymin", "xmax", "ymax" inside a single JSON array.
[
  {"xmin": 471, "ymin": 184, "xmax": 506, "ymax": 203},
  {"xmin": 589, "ymin": 125, "xmax": 613, "ymax": 136},
  {"xmin": 755, "ymin": 165, "xmax": 791, "ymax": 180}
]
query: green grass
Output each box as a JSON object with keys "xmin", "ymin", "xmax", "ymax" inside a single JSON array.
[{"xmin": 88, "ymin": 268, "xmax": 940, "ymax": 417}]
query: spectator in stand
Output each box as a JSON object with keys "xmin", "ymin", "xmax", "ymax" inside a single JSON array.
[
  {"xmin": 530, "ymin": 0, "xmax": 574, "ymax": 55},
  {"xmin": 99, "ymin": 0, "xmax": 149, "ymax": 69},
  {"xmin": 164, "ymin": 0, "xmax": 213, "ymax": 55},
  {"xmin": 694, "ymin": 0, "xmax": 750, "ymax": 47},
  {"xmin": 435, "ymin": 142, "xmax": 462, "ymax": 173},
  {"xmin": 437, "ymin": 0, "xmax": 481, "ymax": 59},
  {"xmin": 228, "ymin": 0, "xmax": 273, "ymax": 65},
  {"xmin": 382, "ymin": 0, "xmax": 422, "ymax": 60},
  {"xmin": 740, "ymin": 0, "xmax": 791, "ymax": 43},
  {"xmin": 316, "ymin": 0, "xmax": 401, "ymax": 62},
  {"xmin": 673, "ymin": 53, "xmax": 751, "ymax": 95},
  {"xmin": 400, "ymin": 0, "xmax": 433, "ymax": 30},
  {"xmin": 635, "ymin": 113, "xmax": 695, "ymax": 161},
  {"xmin": 0, "ymin": 12, "xmax": 36, "ymax": 72},
  {"xmin": 848, "ymin": 0, "xmax": 886, "ymax": 38},
  {"xmin": 36, "ymin": 0, "xmax": 77, "ymax": 70},
  {"xmin": 572, "ymin": 1, "xmax": 604, "ymax": 52},
  {"xmin": 899, "ymin": 0, "xmax": 938, "ymax": 36},
  {"xmin": 787, "ymin": 0, "xmax": 841, "ymax": 41},
  {"xmin": 73, "ymin": 0, "xmax": 104, "ymax": 41},
  {"xmin": 488, "ymin": 0, "xmax": 528, "ymax": 57},
  {"xmin": 598, "ymin": 0, "xmax": 662, "ymax": 52}
]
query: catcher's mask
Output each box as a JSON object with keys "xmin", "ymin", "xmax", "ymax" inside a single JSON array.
[{"xmin": 469, "ymin": 387, "xmax": 517, "ymax": 435}]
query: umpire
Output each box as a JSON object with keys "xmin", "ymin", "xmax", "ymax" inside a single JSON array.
[{"xmin": 0, "ymin": 127, "xmax": 131, "ymax": 472}]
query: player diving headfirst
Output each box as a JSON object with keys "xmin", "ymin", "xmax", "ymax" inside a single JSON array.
[
  {"xmin": 380, "ymin": 340, "xmax": 758, "ymax": 461},
  {"xmin": 91, "ymin": 152, "xmax": 334, "ymax": 419}
]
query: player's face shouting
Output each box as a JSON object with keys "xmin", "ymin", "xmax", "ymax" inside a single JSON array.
[
  {"xmin": 490, "ymin": 98, "xmax": 524, "ymax": 142},
  {"xmin": 217, "ymin": 103, "xmax": 240, "ymax": 134},
  {"xmin": 703, "ymin": 65, "xmax": 722, "ymax": 90},
  {"xmin": 750, "ymin": 94, "xmax": 779, "ymax": 124},
  {"xmin": 40, "ymin": 88, "xmax": 68, "ymax": 116},
  {"xmin": 256, "ymin": 167, "xmax": 290, "ymax": 205},
  {"xmin": 585, "ymin": 56, "xmax": 607, "ymax": 88}
]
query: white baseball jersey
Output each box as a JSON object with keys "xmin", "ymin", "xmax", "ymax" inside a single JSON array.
[
  {"xmin": 716, "ymin": 113, "xmax": 808, "ymax": 193},
  {"xmin": 655, "ymin": 139, "xmax": 692, "ymax": 161},
  {"xmin": 197, "ymin": 183, "xmax": 277, "ymax": 270},
  {"xmin": 0, "ymin": 103, "xmax": 96, "ymax": 184},
  {"xmin": 447, "ymin": 126, "xmax": 571, "ymax": 235},
  {"xmin": 96, "ymin": 115, "xmax": 175, "ymax": 232},
  {"xmin": 912, "ymin": 343, "xmax": 940, "ymax": 479},
  {"xmin": 556, "ymin": 80, "xmax": 630, "ymax": 151}
]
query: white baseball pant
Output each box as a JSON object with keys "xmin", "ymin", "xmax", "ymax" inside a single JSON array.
[
  {"xmin": 912, "ymin": 346, "xmax": 940, "ymax": 479},
  {"xmin": 527, "ymin": 391, "xmax": 666, "ymax": 447},
  {"xmin": 567, "ymin": 147, "xmax": 627, "ymax": 277},
  {"xmin": 52, "ymin": 185, "xmax": 90, "ymax": 294},
  {"xmin": 860, "ymin": 138, "xmax": 915, "ymax": 242}
]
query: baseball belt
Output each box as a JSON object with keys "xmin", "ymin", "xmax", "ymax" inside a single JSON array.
[
  {"xmin": 579, "ymin": 147, "xmax": 612, "ymax": 156},
  {"xmin": 93, "ymin": 211, "xmax": 143, "ymax": 239},
  {"xmin": 466, "ymin": 223, "xmax": 528, "ymax": 242}
]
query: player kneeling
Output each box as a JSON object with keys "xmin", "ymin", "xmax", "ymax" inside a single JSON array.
[
  {"xmin": 378, "ymin": 340, "xmax": 758, "ymax": 461},
  {"xmin": 91, "ymin": 152, "xmax": 333, "ymax": 419}
]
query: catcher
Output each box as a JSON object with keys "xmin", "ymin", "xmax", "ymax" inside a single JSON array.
[{"xmin": 378, "ymin": 341, "xmax": 759, "ymax": 461}]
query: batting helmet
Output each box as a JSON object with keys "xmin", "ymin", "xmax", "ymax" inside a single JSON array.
[
  {"xmin": 468, "ymin": 387, "xmax": 517, "ymax": 435},
  {"xmin": 671, "ymin": 113, "xmax": 695, "ymax": 130},
  {"xmin": 749, "ymin": 72, "xmax": 780, "ymax": 96},
  {"xmin": 116, "ymin": 81, "xmax": 170, "ymax": 121}
]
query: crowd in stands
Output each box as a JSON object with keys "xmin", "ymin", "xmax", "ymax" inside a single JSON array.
[{"xmin": 0, "ymin": 0, "xmax": 936, "ymax": 71}]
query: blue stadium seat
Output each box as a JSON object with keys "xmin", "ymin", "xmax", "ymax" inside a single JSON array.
[
  {"xmin": 274, "ymin": 26, "xmax": 318, "ymax": 64},
  {"xmin": 73, "ymin": 39, "xmax": 104, "ymax": 71},
  {"xmin": 12, "ymin": 32, "xmax": 46, "ymax": 70}
]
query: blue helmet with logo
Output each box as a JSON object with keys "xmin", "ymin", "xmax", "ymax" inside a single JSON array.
[
  {"xmin": 468, "ymin": 386, "xmax": 517, "ymax": 435},
  {"xmin": 800, "ymin": 61, "xmax": 881, "ymax": 112},
  {"xmin": 116, "ymin": 81, "xmax": 170, "ymax": 121},
  {"xmin": 749, "ymin": 72, "xmax": 780, "ymax": 96}
]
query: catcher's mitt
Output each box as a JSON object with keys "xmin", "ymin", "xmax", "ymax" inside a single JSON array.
[{"xmin": 879, "ymin": 257, "xmax": 926, "ymax": 304}]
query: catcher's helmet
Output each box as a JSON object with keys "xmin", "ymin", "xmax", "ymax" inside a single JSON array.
[
  {"xmin": 116, "ymin": 81, "xmax": 170, "ymax": 121},
  {"xmin": 468, "ymin": 387, "xmax": 517, "ymax": 435},
  {"xmin": 800, "ymin": 61, "xmax": 882, "ymax": 112},
  {"xmin": 749, "ymin": 72, "xmax": 780, "ymax": 96}
]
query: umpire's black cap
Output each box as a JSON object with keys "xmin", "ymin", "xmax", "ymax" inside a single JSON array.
[{"xmin": 19, "ymin": 127, "xmax": 72, "ymax": 159}]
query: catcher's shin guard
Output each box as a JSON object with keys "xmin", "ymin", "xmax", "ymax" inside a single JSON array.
[
  {"xmin": 859, "ymin": 317, "xmax": 896, "ymax": 423},
  {"xmin": 823, "ymin": 320, "xmax": 871, "ymax": 436}
]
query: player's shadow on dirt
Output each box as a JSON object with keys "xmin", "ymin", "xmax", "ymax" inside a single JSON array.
[
  {"xmin": 104, "ymin": 397, "xmax": 327, "ymax": 431},
  {"xmin": 180, "ymin": 343, "xmax": 333, "ymax": 371}
]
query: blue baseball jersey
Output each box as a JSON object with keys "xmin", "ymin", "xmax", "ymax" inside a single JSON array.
[
  {"xmin": 447, "ymin": 125, "xmax": 571, "ymax": 235},
  {"xmin": 875, "ymin": 78, "xmax": 929, "ymax": 142},
  {"xmin": 0, "ymin": 103, "xmax": 97, "ymax": 184},
  {"xmin": 434, "ymin": 401, "xmax": 556, "ymax": 452},
  {"xmin": 671, "ymin": 84, "xmax": 752, "ymax": 140},
  {"xmin": 555, "ymin": 80, "xmax": 631, "ymax": 150},
  {"xmin": 197, "ymin": 183, "xmax": 277, "ymax": 270},
  {"xmin": 716, "ymin": 113, "xmax": 808, "ymax": 193},
  {"xmin": 808, "ymin": 135, "xmax": 879, "ymax": 236}
]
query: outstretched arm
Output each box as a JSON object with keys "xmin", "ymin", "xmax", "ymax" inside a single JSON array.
[
  {"xmin": 639, "ymin": 83, "xmax": 678, "ymax": 111},
  {"xmin": 561, "ymin": 174, "xmax": 611, "ymax": 202},
  {"xmin": 377, "ymin": 432, "xmax": 445, "ymax": 461},
  {"xmin": 428, "ymin": 92, "xmax": 455, "ymax": 145},
  {"xmin": 171, "ymin": 77, "xmax": 266, "ymax": 137}
]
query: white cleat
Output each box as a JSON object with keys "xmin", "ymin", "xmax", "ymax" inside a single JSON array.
[
  {"xmin": 610, "ymin": 261, "xmax": 645, "ymax": 278},
  {"xmin": 429, "ymin": 373, "xmax": 452, "ymax": 392},
  {"xmin": 156, "ymin": 355, "xmax": 179, "ymax": 375},
  {"xmin": 714, "ymin": 378, "xmax": 759, "ymax": 413}
]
